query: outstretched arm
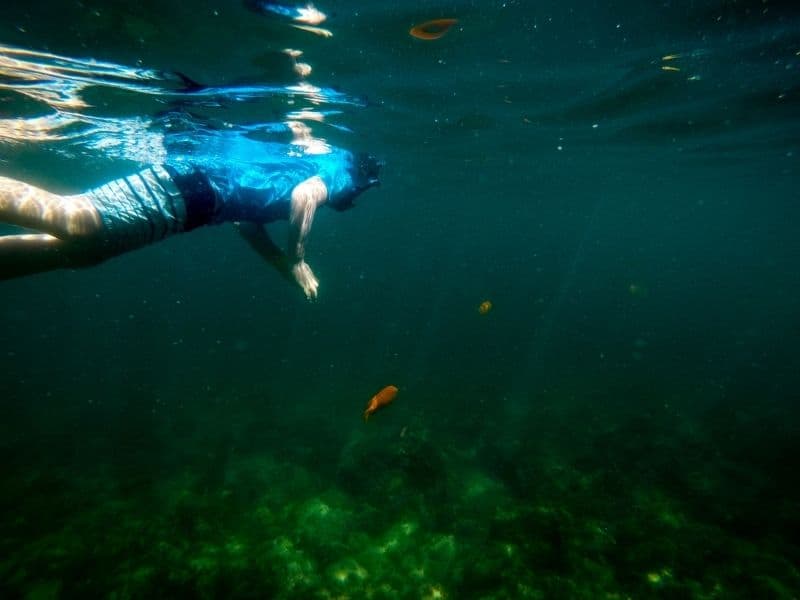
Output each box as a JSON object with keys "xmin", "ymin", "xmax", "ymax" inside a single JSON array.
[
  {"xmin": 236, "ymin": 175, "xmax": 328, "ymax": 299},
  {"xmin": 286, "ymin": 175, "xmax": 328, "ymax": 298},
  {"xmin": 236, "ymin": 221, "xmax": 295, "ymax": 286}
]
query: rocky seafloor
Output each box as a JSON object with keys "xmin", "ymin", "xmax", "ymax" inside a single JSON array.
[{"xmin": 1, "ymin": 393, "xmax": 798, "ymax": 599}]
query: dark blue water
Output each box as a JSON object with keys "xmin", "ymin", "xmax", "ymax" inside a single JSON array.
[{"xmin": 1, "ymin": 1, "xmax": 799, "ymax": 597}]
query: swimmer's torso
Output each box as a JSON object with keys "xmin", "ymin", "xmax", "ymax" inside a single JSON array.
[
  {"xmin": 164, "ymin": 133, "xmax": 357, "ymax": 223},
  {"xmin": 81, "ymin": 135, "xmax": 360, "ymax": 255}
]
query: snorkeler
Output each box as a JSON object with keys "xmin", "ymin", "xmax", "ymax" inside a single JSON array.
[{"xmin": 0, "ymin": 123, "xmax": 381, "ymax": 298}]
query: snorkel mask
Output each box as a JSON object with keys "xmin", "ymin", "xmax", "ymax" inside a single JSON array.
[
  {"xmin": 354, "ymin": 152, "xmax": 383, "ymax": 191},
  {"xmin": 330, "ymin": 152, "xmax": 383, "ymax": 211}
]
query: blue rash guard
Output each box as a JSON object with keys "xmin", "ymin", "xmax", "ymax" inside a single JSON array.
[
  {"xmin": 164, "ymin": 133, "xmax": 364, "ymax": 224},
  {"xmin": 85, "ymin": 133, "xmax": 380, "ymax": 254}
]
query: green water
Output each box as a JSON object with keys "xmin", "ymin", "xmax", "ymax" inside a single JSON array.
[{"xmin": 1, "ymin": 0, "xmax": 799, "ymax": 598}]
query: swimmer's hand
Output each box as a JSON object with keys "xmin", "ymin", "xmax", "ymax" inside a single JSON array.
[{"xmin": 292, "ymin": 260, "xmax": 319, "ymax": 299}]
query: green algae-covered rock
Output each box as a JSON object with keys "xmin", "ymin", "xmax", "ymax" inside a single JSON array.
[
  {"xmin": 294, "ymin": 494, "xmax": 355, "ymax": 559},
  {"xmin": 269, "ymin": 535, "xmax": 320, "ymax": 595},
  {"xmin": 327, "ymin": 557, "xmax": 369, "ymax": 588}
]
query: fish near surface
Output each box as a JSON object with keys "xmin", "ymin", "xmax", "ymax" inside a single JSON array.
[{"xmin": 364, "ymin": 385, "xmax": 398, "ymax": 421}]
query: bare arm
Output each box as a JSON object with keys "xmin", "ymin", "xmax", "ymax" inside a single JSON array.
[
  {"xmin": 288, "ymin": 175, "xmax": 327, "ymax": 261},
  {"xmin": 236, "ymin": 221, "xmax": 294, "ymax": 285},
  {"xmin": 237, "ymin": 175, "xmax": 328, "ymax": 299},
  {"xmin": 286, "ymin": 175, "xmax": 328, "ymax": 298}
]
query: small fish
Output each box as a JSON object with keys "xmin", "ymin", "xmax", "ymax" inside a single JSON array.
[
  {"xmin": 364, "ymin": 385, "xmax": 399, "ymax": 421},
  {"xmin": 409, "ymin": 18, "xmax": 458, "ymax": 41},
  {"xmin": 478, "ymin": 300, "xmax": 492, "ymax": 315}
]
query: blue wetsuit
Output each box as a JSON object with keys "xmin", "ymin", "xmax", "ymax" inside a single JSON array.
[{"xmin": 85, "ymin": 135, "xmax": 380, "ymax": 255}]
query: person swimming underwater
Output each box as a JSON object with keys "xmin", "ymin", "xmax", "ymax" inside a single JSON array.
[{"xmin": 0, "ymin": 123, "xmax": 382, "ymax": 298}]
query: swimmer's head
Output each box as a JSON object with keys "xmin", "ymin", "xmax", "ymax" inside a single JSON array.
[
  {"xmin": 353, "ymin": 152, "xmax": 383, "ymax": 192},
  {"xmin": 329, "ymin": 152, "xmax": 383, "ymax": 211}
]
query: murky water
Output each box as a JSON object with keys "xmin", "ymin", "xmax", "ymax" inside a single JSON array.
[{"xmin": 1, "ymin": 1, "xmax": 798, "ymax": 597}]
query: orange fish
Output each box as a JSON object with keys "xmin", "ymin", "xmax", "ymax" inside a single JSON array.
[
  {"xmin": 478, "ymin": 300, "xmax": 492, "ymax": 315},
  {"xmin": 364, "ymin": 385, "xmax": 399, "ymax": 421},
  {"xmin": 409, "ymin": 18, "xmax": 458, "ymax": 41}
]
